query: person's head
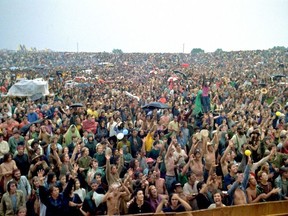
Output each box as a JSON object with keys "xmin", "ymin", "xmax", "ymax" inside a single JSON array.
[
  {"xmin": 59, "ymin": 174, "xmax": 66, "ymax": 185},
  {"xmin": 90, "ymin": 159, "xmax": 98, "ymax": 169},
  {"xmin": 237, "ymin": 126, "xmax": 244, "ymax": 136},
  {"xmin": 96, "ymin": 144, "xmax": 104, "ymax": 154},
  {"xmin": 111, "ymin": 164, "xmax": 117, "ymax": 174},
  {"xmin": 258, "ymin": 171, "xmax": 268, "ymax": 182},
  {"xmin": 47, "ymin": 172, "xmax": 57, "ymax": 184},
  {"xmin": 82, "ymin": 147, "xmax": 89, "ymax": 156},
  {"xmin": 13, "ymin": 129, "xmax": 20, "ymax": 138},
  {"xmin": 228, "ymin": 163, "xmax": 238, "ymax": 175},
  {"xmin": 134, "ymin": 189, "xmax": 144, "ymax": 202},
  {"xmin": 90, "ymin": 179, "xmax": 99, "ymax": 191},
  {"xmin": 7, "ymin": 180, "xmax": 17, "ymax": 194},
  {"xmin": 172, "ymin": 182, "xmax": 183, "ymax": 193},
  {"xmin": 148, "ymin": 185, "xmax": 158, "ymax": 199},
  {"xmin": 71, "ymin": 125, "xmax": 76, "ymax": 133},
  {"xmin": 173, "ymin": 116, "xmax": 178, "ymax": 122},
  {"xmin": 49, "ymin": 185, "xmax": 60, "ymax": 198},
  {"xmin": 187, "ymin": 171, "xmax": 196, "ymax": 184},
  {"xmin": 17, "ymin": 145, "xmax": 25, "ymax": 155},
  {"xmin": 95, "ymin": 173, "xmax": 102, "ymax": 184},
  {"xmin": 12, "ymin": 169, "xmax": 21, "ymax": 181},
  {"xmin": 3, "ymin": 153, "xmax": 13, "ymax": 162},
  {"xmin": 32, "ymin": 176, "xmax": 40, "ymax": 188},
  {"xmin": 212, "ymin": 190, "xmax": 223, "ymax": 206},
  {"xmin": 169, "ymin": 193, "xmax": 180, "ymax": 208},
  {"xmin": 197, "ymin": 181, "xmax": 208, "ymax": 193},
  {"xmin": 74, "ymin": 178, "xmax": 81, "ymax": 190},
  {"xmin": 248, "ymin": 174, "xmax": 257, "ymax": 187},
  {"xmin": 279, "ymin": 166, "xmax": 288, "ymax": 179},
  {"xmin": 16, "ymin": 206, "xmax": 27, "ymax": 216}
]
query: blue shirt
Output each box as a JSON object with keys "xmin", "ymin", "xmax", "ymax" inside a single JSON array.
[{"xmin": 27, "ymin": 112, "xmax": 38, "ymax": 122}]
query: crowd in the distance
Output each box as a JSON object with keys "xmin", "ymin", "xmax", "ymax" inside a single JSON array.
[{"xmin": 0, "ymin": 48, "xmax": 287, "ymax": 216}]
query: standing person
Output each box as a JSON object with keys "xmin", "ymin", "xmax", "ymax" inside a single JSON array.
[
  {"xmin": 8, "ymin": 129, "xmax": 24, "ymax": 155},
  {"xmin": 227, "ymin": 156, "xmax": 251, "ymax": 205},
  {"xmin": 105, "ymin": 149, "xmax": 124, "ymax": 185},
  {"xmin": 128, "ymin": 189, "xmax": 152, "ymax": 214},
  {"xmin": 38, "ymin": 165, "xmax": 77, "ymax": 216},
  {"xmin": 9, "ymin": 169, "xmax": 31, "ymax": 201},
  {"xmin": 164, "ymin": 138, "xmax": 177, "ymax": 193},
  {"xmin": 274, "ymin": 166, "xmax": 288, "ymax": 200},
  {"xmin": 231, "ymin": 125, "xmax": 247, "ymax": 162},
  {"xmin": 201, "ymin": 76, "xmax": 211, "ymax": 113},
  {"xmin": 246, "ymin": 174, "xmax": 279, "ymax": 203},
  {"xmin": 13, "ymin": 145, "xmax": 29, "ymax": 177},
  {"xmin": 0, "ymin": 180, "xmax": 26, "ymax": 216},
  {"xmin": 0, "ymin": 153, "xmax": 18, "ymax": 192}
]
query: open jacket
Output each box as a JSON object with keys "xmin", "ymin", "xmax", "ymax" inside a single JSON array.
[{"xmin": 0, "ymin": 190, "xmax": 25, "ymax": 216}]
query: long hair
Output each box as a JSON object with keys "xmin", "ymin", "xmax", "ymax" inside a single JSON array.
[{"xmin": 7, "ymin": 180, "xmax": 17, "ymax": 192}]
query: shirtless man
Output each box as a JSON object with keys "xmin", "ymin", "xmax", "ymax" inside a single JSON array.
[
  {"xmin": 227, "ymin": 156, "xmax": 251, "ymax": 205},
  {"xmin": 203, "ymin": 131, "xmax": 219, "ymax": 181},
  {"xmin": 104, "ymin": 181, "xmax": 131, "ymax": 215},
  {"xmin": 246, "ymin": 174, "xmax": 280, "ymax": 203},
  {"xmin": 220, "ymin": 140, "xmax": 235, "ymax": 176}
]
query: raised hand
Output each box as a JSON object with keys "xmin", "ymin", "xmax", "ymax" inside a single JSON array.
[
  {"xmin": 37, "ymin": 170, "xmax": 45, "ymax": 185},
  {"xmin": 156, "ymin": 156, "xmax": 163, "ymax": 164}
]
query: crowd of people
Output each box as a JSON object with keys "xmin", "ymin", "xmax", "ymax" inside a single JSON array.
[{"xmin": 0, "ymin": 48, "xmax": 287, "ymax": 216}]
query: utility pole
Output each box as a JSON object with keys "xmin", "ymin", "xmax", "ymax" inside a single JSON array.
[
  {"xmin": 77, "ymin": 42, "xmax": 79, "ymax": 53},
  {"xmin": 183, "ymin": 43, "xmax": 185, "ymax": 53}
]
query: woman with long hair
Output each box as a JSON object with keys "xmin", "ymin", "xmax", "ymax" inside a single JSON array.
[{"xmin": 0, "ymin": 153, "xmax": 18, "ymax": 192}]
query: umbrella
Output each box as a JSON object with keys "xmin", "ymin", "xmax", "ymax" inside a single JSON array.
[
  {"xmin": 168, "ymin": 76, "xmax": 178, "ymax": 82},
  {"xmin": 258, "ymin": 83, "xmax": 267, "ymax": 87},
  {"xmin": 70, "ymin": 103, "xmax": 83, "ymax": 108},
  {"xmin": 20, "ymin": 119, "xmax": 44, "ymax": 134},
  {"xmin": 30, "ymin": 93, "xmax": 43, "ymax": 101},
  {"xmin": 173, "ymin": 70, "xmax": 187, "ymax": 79},
  {"xmin": 271, "ymin": 74, "xmax": 286, "ymax": 78},
  {"xmin": 181, "ymin": 63, "xmax": 189, "ymax": 68},
  {"xmin": 142, "ymin": 102, "xmax": 171, "ymax": 110}
]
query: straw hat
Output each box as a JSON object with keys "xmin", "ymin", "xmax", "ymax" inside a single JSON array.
[
  {"xmin": 31, "ymin": 153, "xmax": 42, "ymax": 162},
  {"xmin": 261, "ymin": 88, "xmax": 268, "ymax": 94}
]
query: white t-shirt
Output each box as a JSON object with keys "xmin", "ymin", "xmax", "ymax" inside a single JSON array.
[{"xmin": 183, "ymin": 181, "xmax": 199, "ymax": 196}]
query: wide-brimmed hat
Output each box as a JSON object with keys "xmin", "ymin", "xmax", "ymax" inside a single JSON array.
[{"xmin": 31, "ymin": 153, "xmax": 42, "ymax": 161}]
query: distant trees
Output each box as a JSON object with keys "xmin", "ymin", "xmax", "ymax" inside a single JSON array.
[
  {"xmin": 112, "ymin": 49, "xmax": 123, "ymax": 54},
  {"xmin": 270, "ymin": 46, "xmax": 287, "ymax": 51},
  {"xmin": 191, "ymin": 48, "xmax": 204, "ymax": 54},
  {"xmin": 215, "ymin": 48, "xmax": 223, "ymax": 53}
]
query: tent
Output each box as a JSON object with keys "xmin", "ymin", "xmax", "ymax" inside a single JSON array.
[{"xmin": 7, "ymin": 78, "xmax": 49, "ymax": 97}]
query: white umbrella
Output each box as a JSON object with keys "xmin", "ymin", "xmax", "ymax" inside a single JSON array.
[{"xmin": 168, "ymin": 76, "xmax": 178, "ymax": 82}]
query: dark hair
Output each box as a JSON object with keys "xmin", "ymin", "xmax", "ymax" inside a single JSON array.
[
  {"xmin": 12, "ymin": 169, "xmax": 21, "ymax": 177},
  {"xmin": 197, "ymin": 181, "xmax": 205, "ymax": 193},
  {"xmin": 47, "ymin": 172, "xmax": 56, "ymax": 184},
  {"xmin": 48, "ymin": 184, "xmax": 59, "ymax": 195},
  {"xmin": 133, "ymin": 188, "xmax": 144, "ymax": 198},
  {"xmin": 7, "ymin": 180, "xmax": 17, "ymax": 192},
  {"xmin": 3, "ymin": 153, "xmax": 12, "ymax": 162}
]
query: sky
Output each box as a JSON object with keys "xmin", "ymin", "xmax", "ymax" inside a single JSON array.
[{"xmin": 0, "ymin": 0, "xmax": 288, "ymax": 53}]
